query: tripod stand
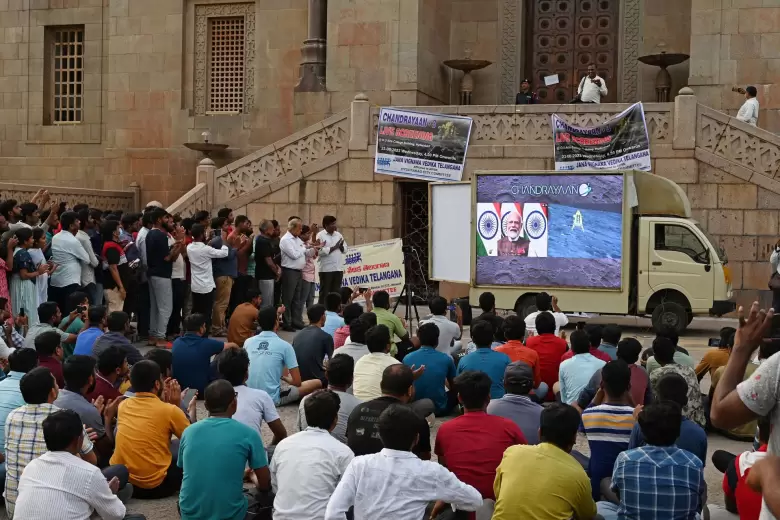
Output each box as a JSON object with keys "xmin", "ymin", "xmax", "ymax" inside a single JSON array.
[{"xmin": 392, "ymin": 245, "xmax": 421, "ymax": 335}]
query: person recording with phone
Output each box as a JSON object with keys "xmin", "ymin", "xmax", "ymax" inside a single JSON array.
[{"xmin": 576, "ymin": 64, "xmax": 607, "ymax": 104}]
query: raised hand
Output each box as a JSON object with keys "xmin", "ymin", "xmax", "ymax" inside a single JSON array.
[
  {"xmin": 734, "ymin": 302, "xmax": 774, "ymax": 354},
  {"xmin": 92, "ymin": 395, "xmax": 106, "ymax": 415}
]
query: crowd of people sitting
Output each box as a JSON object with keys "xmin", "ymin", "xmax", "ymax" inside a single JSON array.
[{"xmin": 0, "ymin": 193, "xmax": 778, "ymax": 519}]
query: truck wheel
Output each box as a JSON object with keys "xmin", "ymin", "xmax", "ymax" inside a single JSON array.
[
  {"xmin": 514, "ymin": 295, "xmax": 537, "ymax": 319},
  {"xmin": 651, "ymin": 302, "xmax": 688, "ymax": 334}
]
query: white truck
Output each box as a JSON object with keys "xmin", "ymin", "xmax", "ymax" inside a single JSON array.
[{"xmin": 429, "ymin": 170, "xmax": 734, "ymax": 333}]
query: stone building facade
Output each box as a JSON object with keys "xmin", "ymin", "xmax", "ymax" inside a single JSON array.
[{"xmin": 0, "ymin": 0, "xmax": 776, "ymax": 204}]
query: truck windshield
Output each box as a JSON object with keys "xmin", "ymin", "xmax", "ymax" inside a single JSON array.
[{"xmin": 695, "ymin": 223, "xmax": 728, "ymax": 264}]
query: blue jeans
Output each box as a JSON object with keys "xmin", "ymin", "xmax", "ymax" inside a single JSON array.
[{"xmin": 597, "ymin": 502, "xmax": 700, "ymax": 520}]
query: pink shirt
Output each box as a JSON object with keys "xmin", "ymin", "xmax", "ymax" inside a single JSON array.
[
  {"xmin": 334, "ymin": 325, "xmax": 350, "ymax": 349},
  {"xmin": 302, "ymin": 240, "xmax": 317, "ymax": 283}
]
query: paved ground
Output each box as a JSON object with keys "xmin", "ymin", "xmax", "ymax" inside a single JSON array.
[{"xmin": 20, "ymin": 311, "xmax": 755, "ymax": 518}]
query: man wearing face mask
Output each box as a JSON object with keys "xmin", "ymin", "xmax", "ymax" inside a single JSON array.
[
  {"xmin": 54, "ymin": 355, "xmax": 123, "ymax": 464},
  {"xmin": 497, "ymin": 212, "xmax": 530, "ymax": 257},
  {"xmin": 576, "ymin": 64, "xmax": 608, "ymax": 104}
]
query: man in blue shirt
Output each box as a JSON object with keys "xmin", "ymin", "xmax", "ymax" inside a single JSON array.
[
  {"xmin": 404, "ymin": 322, "xmax": 455, "ymax": 416},
  {"xmin": 597, "ymin": 401, "xmax": 705, "ymax": 520},
  {"xmin": 456, "ymin": 321, "xmax": 510, "ymax": 399},
  {"xmin": 245, "ymin": 307, "xmax": 322, "ymax": 406},
  {"xmin": 73, "ymin": 306, "xmax": 106, "ymax": 356},
  {"xmin": 172, "ymin": 313, "xmax": 238, "ymax": 396},
  {"xmin": 627, "ymin": 372, "xmax": 707, "ymax": 464},
  {"xmin": 322, "ymin": 292, "xmax": 345, "ymax": 338},
  {"xmin": 558, "ymin": 329, "xmax": 606, "ymax": 405},
  {"xmin": 91, "ymin": 311, "xmax": 144, "ymax": 365},
  {"xmin": 0, "ymin": 349, "xmax": 38, "ymax": 486},
  {"xmin": 178, "ymin": 379, "xmax": 270, "ymax": 520},
  {"xmin": 597, "ymin": 324, "xmax": 621, "ymax": 361}
]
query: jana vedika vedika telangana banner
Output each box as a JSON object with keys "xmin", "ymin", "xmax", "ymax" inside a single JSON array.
[
  {"xmin": 374, "ymin": 108, "xmax": 473, "ymax": 182},
  {"xmin": 552, "ymin": 102, "xmax": 651, "ymax": 172},
  {"xmin": 313, "ymin": 239, "xmax": 405, "ymax": 299}
]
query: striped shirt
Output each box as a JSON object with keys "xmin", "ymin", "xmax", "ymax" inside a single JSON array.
[
  {"xmin": 581, "ymin": 403, "xmax": 636, "ymax": 500},
  {"xmin": 4, "ymin": 403, "xmax": 94, "ymax": 516}
]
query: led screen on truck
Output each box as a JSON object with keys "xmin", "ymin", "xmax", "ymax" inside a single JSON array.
[{"xmin": 475, "ymin": 173, "xmax": 624, "ymax": 290}]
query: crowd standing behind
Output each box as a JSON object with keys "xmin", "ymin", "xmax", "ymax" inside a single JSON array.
[{"xmin": 0, "ymin": 193, "xmax": 776, "ymax": 519}]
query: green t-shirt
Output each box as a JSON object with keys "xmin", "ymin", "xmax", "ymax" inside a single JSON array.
[
  {"xmin": 372, "ymin": 308, "xmax": 407, "ymax": 357},
  {"xmin": 58, "ymin": 317, "xmax": 83, "ymax": 359},
  {"xmin": 177, "ymin": 417, "xmax": 267, "ymax": 520}
]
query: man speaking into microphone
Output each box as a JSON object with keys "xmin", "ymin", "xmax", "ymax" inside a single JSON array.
[
  {"xmin": 498, "ymin": 211, "xmax": 530, "ymax": 257},
  {"xmin": 576, "ymin": 64, "xmax": 607, "ymax": 104}
]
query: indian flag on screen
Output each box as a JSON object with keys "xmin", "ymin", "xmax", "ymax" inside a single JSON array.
[
  {"xmin": 524, "ymin": 203, "xmax": 549, "ymax": 257},
  {"xmin": 476, "ymin": 203, "xmax": 501, "ymax": 256}
]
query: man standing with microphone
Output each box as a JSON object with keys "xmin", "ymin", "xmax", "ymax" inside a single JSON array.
[
  {"xmin": 316, "ymin": 215, "xmax": 346, "ymax": 304},
  {"xmin": 577, "ymin": 64, "xmax": 607, "ymax": 104}
]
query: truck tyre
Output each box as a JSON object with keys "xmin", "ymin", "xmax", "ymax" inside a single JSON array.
[
  {"xmin": 514, "ymin": 295, "xmax": 537, "ymax": 319},
  {"xmin": 652, "ymin": 302, "xmax": 688, "ymax": 334}
]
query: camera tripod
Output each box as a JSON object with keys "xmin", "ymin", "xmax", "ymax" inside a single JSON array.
[{"xmin": 392, "ymin": 244, "xmax": 422, "ymax": 335}]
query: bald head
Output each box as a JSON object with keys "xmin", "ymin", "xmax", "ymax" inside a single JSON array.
[{"xmin": 380, "ymin": 364, "xmax": 414, "ymax": 397}]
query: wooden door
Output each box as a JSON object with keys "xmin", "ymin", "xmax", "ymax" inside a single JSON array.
[{"xmin": 525, "ymin": 0, "xmax": 619, "ymax": 103}]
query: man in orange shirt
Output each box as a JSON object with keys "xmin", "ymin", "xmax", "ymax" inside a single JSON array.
[{"xmin": 495, "ymin": 316, "xmax": 547, "ymax": 400}]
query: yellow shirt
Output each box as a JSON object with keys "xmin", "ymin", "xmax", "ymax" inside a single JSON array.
[
  {"xmin": 493, "ymin": 443, "xmax": 596, "ymax": 520},
  {"xmin": 694, "ymin": 348, "xmax": 730, "ymax": 379},
  {"xmin": 352, "ymin": 352, "xmax": 400, "ymax": 401},
  {"xmin": 110, "ymin": 392, "xmax": 190, "ymax": 488}
]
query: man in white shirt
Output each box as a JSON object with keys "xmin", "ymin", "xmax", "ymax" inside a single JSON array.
[
  {"xmin": 524, "ymin": 292, "xmax": 568, "ymax": 336},
  {"xmin": 577, "ymin": 64, "xmax": 608, "ymax": 104},
  {"xmin": 333, "ymin": 313, "xmax": 373, "ymax": 365},
  {"xmin": 420, "ymin": 296, "xmax": 463, "ymax": 355},
  {"xmin": 271, "ymin": 390, "xmax": 355, "ymax": 520},
  {"xmin": 75, "ymin": 210, "xmax": 100, "ymax": 304},
  {"xmin": 279, "ymin": 218, "xmax": 318, "ymax": 331},
  {"xmin": 325, "ymin": 404, "xmax": 482, "ymax": 520},
  {"xmin": 352, "ymin": 324, "xmax": 401, "ymax": 401},
  {"xmin": 736, "ymin": 85, "xmax": 759, "ymax": 126},
  {"xmin": 316, "ymin": 215, "xmax": 346, "ymax": 304},
  {"xmin": 13, "ymin": 409, "xmax": 141, "ymax": 520},
  {"xmin": 216, "ymin": 347, "xmax": 288, "ymax": 448},
  {"xmin": 50, "ymin": 211, "xmax": 92, "ymax": 314},
  {"xmin": 186, "ymin": 223, "xmax": 228, "ymax": 334}
]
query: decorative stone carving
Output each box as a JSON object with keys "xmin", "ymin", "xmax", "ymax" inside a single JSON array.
[
  {"xmin": 698, "ymin": 108, "xmax": 780, "ymax": 179},
  {"xmin": 195, "ymin": 3, "xmax": 256, "ymax": 116},
  {"xmin": 0, "ymin": 185, "xmax": 135, "ymax": 211},
  {"xmin": 168, "ymin": 183, "xmax": 209, "ymax": 217},
  {"xmin": 498, "ymin": 0, "xmax": 520, "ymax": 105},
  {"xmin": 620, "ymin": 0, "xmax": 642, "ymax": 102},
  {"xmin": 214, "ymin": 114, "xmax": 349, "ymax": 204}
]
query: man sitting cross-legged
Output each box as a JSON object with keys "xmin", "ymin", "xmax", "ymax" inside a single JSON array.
[
  {"xmin": 597, "ymin": 401, "xmax": 705, "ymax": 520},
  {"xmin": 245, "ymin": 306, "xmax": 322, "ymax": 406},
  {"xmin": 271, "ymin": 390, "xmax": 355, "ymax": 520},
  {"xmin": 492, "ymin": 403, "xmax": 598, "ymax": 520},
  {"xmin": 110, "ymin": 360, "xmax": 195, "ymax": 499},
  {"xmin": 14, "ymin": 409, "xmax": 146, "ymax": 520},
  {"xmin": 217, "ymin": 348, "xmax": 287, "ymax": 448},
  {"xmin": 487, "ymin": 361, "xmax": 545, "ymax": 444},
  {"xmin": 88, "ymin": 346, "xmax": 129, "ymax": 403},
  {"xmin": 403, "ymin": 322, "xmax": 457, "ymax": 416},
  {"xmin": 178, "ymin": 379, "xmax": 270, "ymax": 520}
]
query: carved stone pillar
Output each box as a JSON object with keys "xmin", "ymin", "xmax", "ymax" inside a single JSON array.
[{"xmin": 295, "ymin": 0, "xmax": 327, "ymax": 92}]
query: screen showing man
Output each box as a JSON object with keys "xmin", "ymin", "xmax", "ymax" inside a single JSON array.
[{"xmin": 475, "ymin": 173, "xmax": 623, "ymax": 290}]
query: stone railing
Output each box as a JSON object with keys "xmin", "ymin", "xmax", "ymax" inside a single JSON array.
[
  {"xmin": 696, "ymin": 104, "xmax": 780, "ymax": 189},
  {"xmin": 0, "ymin": 183, "xmax": 139, "ymax": 211},
  {"xmin": 167, "ymin": 182, "xmax": 208, "ymax": 218},
  {"xmin": 369, "ymin": 103, "xmax": 674, "ymax": 145},
  {"xmin": 211, "ymin": 111, "xmax": 350, "ymax": 209}
]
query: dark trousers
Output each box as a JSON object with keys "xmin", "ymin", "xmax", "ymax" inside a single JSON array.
[
  {"xmin": 132, "ymin": 460, "xmax": 182, "ymax": 500},
  {"xmin": 167, "ymin": 278, "xmax": 186, "ymax": 337},
  {"xmin": 48, "ymin": 283, "xmax": 81, "ymax": 314},
  {"xmin": 136, "ymin": 282, "xmax": 150, "ymax": 338},
  {"xmin": 192, "ymin": 290, "xmax": 215, "ymax": 334},
  {"xmin": 773, "ymin": 290, "xmax": 780, "ymax": 316},
  {"xmin": 281, "ymin": 268, "xmax": 304, "ymax": 328},
  {"xmin": 229, "ymin": 274, "xmax": 253, "ymax": 317},
  {"xmin": 123, "ymin": 280, "xmax": 138, "ymax": 317},
  {"xmin": 317, "ymin": 271, "xmax": 344, "ymax": 303}
]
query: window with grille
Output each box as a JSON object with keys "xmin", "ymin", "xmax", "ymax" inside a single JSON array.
[
  {"xmin": 45, "ymin": 26, "xmax": 84, "ymax": 124},
  {"xmin": 207, "ymin": 17, "xmax": 246, "ymax": 114}
]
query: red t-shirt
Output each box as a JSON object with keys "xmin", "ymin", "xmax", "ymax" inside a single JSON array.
[
  {"xmin": 494, "ymin": 340, "xmax": 541, "ymax": 387},
  {"xmin": 525, "ymin": 333, "xmax": 568, "ymax": 401},
  {"xmin": 561, "ymin": 346, "xmax": 611, "ymax": 363},
  {"xmin": 724, "ymin": 446, "xmax": 766, "ymax": 520},
  {"xmin": 38, "ymin": 356, "xmax": 64, "ymax": 389},
  {"xmin": 87, "ymin": 374, "xmax": 123, "ymax": 403},
  {"xmin": 434, "ymin": 411, "xmax": 526, "ymax": 500}
]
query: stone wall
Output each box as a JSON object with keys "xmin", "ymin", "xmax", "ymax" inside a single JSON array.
[
  {"xmin": 640, "ymin": 0, "xmax": 691, "ymax": 102},
  {"xmin": 449, "ymin": 0, "xmax": 499, "ymax": 105},
  {"xmin": 688, "ymin": 1, "xmax": 780, "ymax": 132}
]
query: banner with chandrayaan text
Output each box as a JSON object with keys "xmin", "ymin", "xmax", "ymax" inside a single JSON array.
[
  {"xmin": 313, "ymin": 239, "xmax": 405, "ymax": 300},
  {"xmin": 552, "ymin": 102, "xmax": 651, "ymax": 172},
  {"xmin": 374, "ymin": 108, "xmax": 473, "ymax": 182}
]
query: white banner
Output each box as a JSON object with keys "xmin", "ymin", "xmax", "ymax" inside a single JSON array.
[{"xmin": 314, "ymin": 239, "xmax": 405, "ymax": 299}]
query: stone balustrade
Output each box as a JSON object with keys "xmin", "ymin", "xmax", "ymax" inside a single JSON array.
[{"xmin": 0, "ymin": 183, "xmax": 139, "ymax": 212}]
